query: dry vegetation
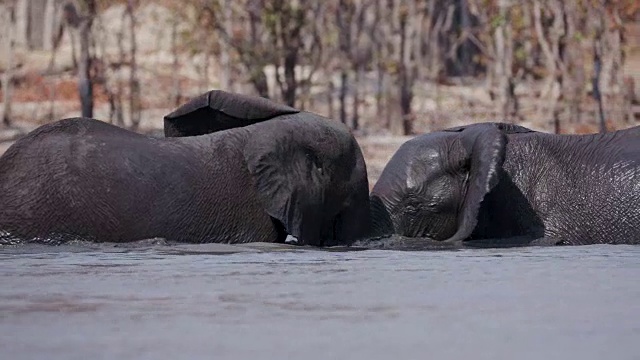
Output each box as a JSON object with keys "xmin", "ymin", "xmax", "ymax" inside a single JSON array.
[{"xmin": 0, "ymin": 0, "xmax": 639, "ymax": 185}]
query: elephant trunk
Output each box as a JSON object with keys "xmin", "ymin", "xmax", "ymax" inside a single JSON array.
[
  {"xmin": 369, "ymin": 195, "xmax": 395, "ymax": 238},
  {"xmin": 289, "ymin": 198, "xmax": 371, "ymax": 247},
  {"xmin": 297, "ymin": 208, "xmax": 354, "ymax": 247},
  {"xmin": 332, "ymin": 197, "xmax": 372, "ymax": 246}
]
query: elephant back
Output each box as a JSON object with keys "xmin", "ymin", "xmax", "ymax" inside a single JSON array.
[
  {"xmin": 164, "ymin": 90, "xmax": 300, "ymax": 137},
  {"xmin": 443, "ymin": 122, "xmax": 534, "ymax": 134}
]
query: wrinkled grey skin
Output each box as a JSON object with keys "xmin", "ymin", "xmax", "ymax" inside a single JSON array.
[
  {"xmin": 0, "ymin": 91, "xmax": 370, "ymax": 246},
  {"xmin": 371, "ymin": 122, "xmax": 640, "ymax": 246}
]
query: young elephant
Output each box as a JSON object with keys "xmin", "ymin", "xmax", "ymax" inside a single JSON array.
[
  {"xmin": 371, "ymin": 122, "xmax": 640, "ymax": 246},
  {"xmin": 0, "ymin": 91, "xmax": 370, "ymax": 246}
]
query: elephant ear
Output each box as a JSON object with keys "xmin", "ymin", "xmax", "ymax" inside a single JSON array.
[
  {"xmin": 243, "ymin": 128, "xmax": 325, "ymax": 244},
  {"xmin": 446, "ymin": 124, "xmax": 510, "ymax": 242},
  {"xmin": 163, "ymin": 90, "xmax": 300, "ymax": 137}
]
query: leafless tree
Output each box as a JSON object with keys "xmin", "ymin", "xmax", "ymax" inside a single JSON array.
[
  {"xmin": 336, "ymin": 0, "xmax": 374, "ymax": 129},
  {"xmin": 492, "ymin": 0, "xmax": 516, "ymax": 121},
  {"xmin": 74, "ymin": 0, "xmax": 96, "ymax": 118},
  {"xmin": 592, "ymin": 27, "xmax": 606, "ymax": 133},
  {"xmin": 126, "ymin": 0, "xmax": 141, "ymax": 130},
  {"xmin": 170, "ymin": 13, "xmax": 181, "ymax": 107},
  {"xmin": 2, "ymin": 0, "xmax": 17, "ymax": 127},
  {"xmin": 218, "ymin": 0, "xmax": 232, "ymax": 91},
  {"xmin": 265, "ymin": 1, "xmax": 326, "ymax": 107},
  {"xmin": 200, "ymin": 0, "xmax": 270, "ymax": 98}
]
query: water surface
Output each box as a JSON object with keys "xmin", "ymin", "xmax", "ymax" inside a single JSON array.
[{"xmin": 1, "ymin": 243, "xmax": 639, "ymax": 360}]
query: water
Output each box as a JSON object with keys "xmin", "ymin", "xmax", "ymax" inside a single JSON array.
[{"xmin": 1, "ymin": 242, "xmax": 639, "ymax": 360}]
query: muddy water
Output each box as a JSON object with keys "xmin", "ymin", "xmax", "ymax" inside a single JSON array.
[{"xmin": 1, "ymin": 242, "xmax": 639, "ymax": 360}]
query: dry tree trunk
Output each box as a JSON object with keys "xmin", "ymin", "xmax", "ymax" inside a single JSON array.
[
  {"xmin": 14, "ymin": 0, "xmax": 27, "ymax": 47},
  {"xmin": 550, "ymin": 0, "xmax": 565, "ymax": 134},
  {"xmin": 385, "ymin": 0, "xmax": 411, "ymax": 136},
  {"xmin": 53, "ymin": 3, "xmax": 81, "ymax": 69},
  {"xmin": 219, "ymin": 0, "xmax": 231, "ymax": 91},
  {"xmin": 197, "ymin": 6, "xmax": 213, "ymax": 94},
  {"xmin": 380, "ymin": 0, "xmax": 421, "ymax": 135},
  {"xmin": 338, "ymin": 70, "xmax": 348, "ymax": 125},
  {"xmin": 494, "ymin": 0, "xmax": 517, "ymax": 121},
  {"xmin": 623, "ymin": 78, "xmax": 635, "ymax": 125},
  {"xmin": 69, "ymin": 27, "xmax": 78, "ymax": 69},
  {"xmin": 170, "ymin": 15, "xmax": 181, "ymax": 107},
  {"xmin": 427, "ymin": 2, "xmax": 454, "ymax": 119},
  {"xmin": 126, "ymin": 0, "xmax": 141, "ymax": 130},
  {"xmin": 271, "ymin": 0, "xmax": 306, "ymax": 107},
  {"xmin": 326, "ymin": 80, "xmax": 335, "ymax": 120},
  {"xmin": 296, "ymin": 2, "xmax": 327, "ymax": 111},
  {"xmin": 533, "ymin": 0, "xmax": 560, "ymax": 132},
  {"xmin": 559, "ymin": 0, "xmax": 584, "ymax": 125},
  {"xmin": 198, "ymin": 13, "xmax": 211, "ymax": 93},
  {"xmin": 336, "ymin": 0, "xmax": 370, "ymax": 130},
  {"xmin": 397, "ymin": 1, "xmax": 418, "ymax": 135},
  {"xmin": 458, "ymin": 0, "xmax": 472, "ymax": 76},
  {"xmin": 78, "ymin": 25, "xmax": 93, "ymax": 118},
  {"xmin": 372, "ymin": 0, "xmax": 385, "ymax": 121},
  {"xmin": 590, "ymin": 2, "xmax": 606, "ymax": 132},
  {"xmin": 493, "ymin": 1, "xmax": 507, "ymax": 119},
  {"xmin": 385, "ymin": 0, "xmax": 401, "ymax": 134},
  {"xmin": 352, "ymin": 62, "xmax": 364, "ymax": 130},
  {"xmin": 350, "ymin": 0, "xmax": 374, "ymax": 131},
  {"xmin": 2, "ymin": 0, "xmax": 16, "ymax": 128},
  {"xmin": 282, "ymin": 43, "xmax": 299, "ymax": 108},
  {"xmin": 378, "ymin": 0, "xmax": 396, "ymax": 130},
  {"xmin": 592, "ymin": 33, "xmax": 606, "ymax": 133},
  {"xmin": 201, "ymin": 42, "xmax": 210, "ymax": 94},
  {"xmin": 202, "ymin": 0, "xmax": 269, "ymax": 98},
  {"xmin": 522, "ymin": 2, "xmax": 535, "ymax": 83},
  {"xmin": 43, "ymin": 0, "xmax": 56, "ymax": 51},
  {"xmin": 429, "ymin": 3, "xmax": 454, "ymax": 81},
  {"xmin": 110, "ymin": 16, "xmax": 126, "ymax": 126},
  {"xmin": 426, "ymin": 0, "xmax": 440, "ymax": 81},
  {"xmin": 603, "ymin": 5, "xmax": 625, "ymax": 128},
  {"xmin": 46, "ymin": 3, "xmax": 58, "ymax": 122},
  {"xmin": 78, "ymin": 1, "xmax": 96, "ymax": 119},
  {"xmin": 48, "ymin": 1, "xmax": 78, "ymax": 122},
  {"xmin": 336, "ymin": 0, "xmax": 352, "ymax": 125},
  {"xmin": 246, "ymin": 1, "xmax": 269, "ymax": 98}
]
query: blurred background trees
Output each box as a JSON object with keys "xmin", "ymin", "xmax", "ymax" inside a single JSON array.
[{"xmin": 0, "ymin": 0, "xmax": 638, "ymax": 136}]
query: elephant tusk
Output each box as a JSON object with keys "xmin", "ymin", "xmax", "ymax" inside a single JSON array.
[{"xmin": 284, "ymin": 235, "xmax": 299, "ymax": 244}]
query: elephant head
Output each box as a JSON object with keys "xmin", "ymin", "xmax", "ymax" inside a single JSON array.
[
  {"xmin": 243, "ymin": 117, "xmax": 370, "ymax": 246},
  {"xmin": 370, "ymin": 122, "xmax": 533, "ymax": 243},
  {"xmin": 163, "ymin": 90, "xmax": 371, "ymax": 247}
]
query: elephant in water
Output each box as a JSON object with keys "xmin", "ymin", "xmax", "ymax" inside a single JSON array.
[
  {"xmin": 0, "ymin": 91, "xmax": 371, "ymax": 246},
  {"xmin": 370, "ymin": 122, "xmax": 640, "ymax": 246}
]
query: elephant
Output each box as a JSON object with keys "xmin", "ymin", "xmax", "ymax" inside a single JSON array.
[
  {"xmin": 370, "ymin": 122, "xmax": 640, "ymax": 246},
  {"xmin": 0, "ymin": 91, "xmax": 371, "ymax": 246}
]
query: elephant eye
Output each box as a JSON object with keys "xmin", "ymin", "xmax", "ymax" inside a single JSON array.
[
  {"xmin": 404, "ymin": 200, "xmax": 423, "ymax": 215},
  {"xmin": 422, "ymin": 200, "xmax": 442, "ymax": 214},
  {"xmin": 406, "ymin": 206, "xmax": 419, "ymax": 215},
  {"xmin": 304, "ymin": 150, "xmax": 322, "ymax": 168},
  {"xmin": 458, "ymin": 157, "xmax": 470, "ymax": 171}
]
